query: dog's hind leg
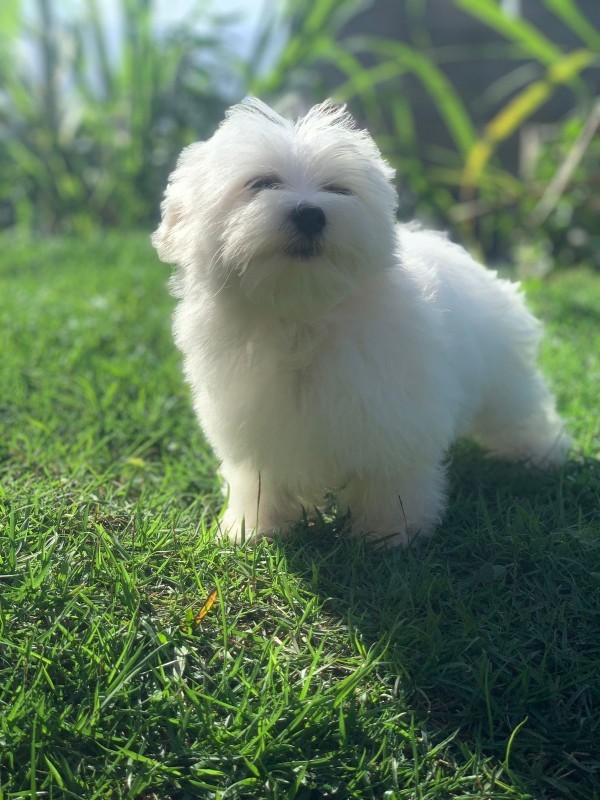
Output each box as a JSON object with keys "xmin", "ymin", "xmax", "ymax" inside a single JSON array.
[{"xmin": 470, "ymin": 364, "xmax": 571, "ymax": 467}]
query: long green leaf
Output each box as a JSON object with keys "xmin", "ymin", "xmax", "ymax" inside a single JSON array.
[
  {"xmin": 463, "ymin": 48, "xmax": 597, "ymax": 188},
  {"xmin": 543, "ymin": 0, "xmax": 600, "ymax": 52},
  {"xmin": 359, "ymin": 38, "xmax": 477, "ymax": 154},
  {"xmin": 85, "ymin": 0, "xmax": 115, "ymax": 101},
  {"xmin": 0, "ymin": 0, "xmax": 21, "ymax": 41},
  {"xmin": 456, "ymin": 0, "xmax": 564, "ymax": 65}
]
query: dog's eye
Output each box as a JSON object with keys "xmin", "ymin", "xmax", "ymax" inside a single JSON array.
[
  {"xmin": 246, "ymin": 175, "xmax": 283, "ymax": 192},
  {"xmin": 321, "ymin": 184, "xmax": 353, "ymax": 196}
]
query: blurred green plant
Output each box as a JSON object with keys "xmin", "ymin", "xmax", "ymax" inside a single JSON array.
[
  {"xmin": 480, "ymin": 104, "xmax": 600, "ymax": 274},
  {"xmin": 0, "ymin": 0, "xmax": 599, "ymax": 271},
  {"xmin": 253, "ymin": 0, "xmax": 599, "ymax": 268},
  {"xmin": 0, "ymin": 0, "xmax": 234, "ymax": 232}
]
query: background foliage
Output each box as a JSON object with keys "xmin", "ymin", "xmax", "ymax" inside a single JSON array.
[
  {"xmin": 0, "ymin": 0, "xmax": 598, "ymax": 269},
  {"xmin": 2, "ymin": 4, "xmax": 600, "ymax": 797}
]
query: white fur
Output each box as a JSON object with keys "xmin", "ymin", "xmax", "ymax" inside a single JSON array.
[{"xmin": 152, "ymin": 98, "xmax": 570, "ymax": 546}]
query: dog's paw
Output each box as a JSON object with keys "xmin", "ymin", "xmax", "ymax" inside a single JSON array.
[
  {"xmin": 218, "ymin": 509, "xmax": 292, "ymax": 545},
  {"xmin": 491, "ymin": 430, "xmax": 572, "ymax": 470},
  {"xmin": 218, "ymin": 509, "xmax": 261, "ymax": 544},
  {"xmin": 352, "ymin": 520, "xmax": 434, "ymax": 549}
]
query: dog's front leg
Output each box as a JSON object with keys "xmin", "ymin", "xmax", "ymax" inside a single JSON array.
[
  {"xmin": 341, "ymin": 462, "xmax": 448, "ymax": 547},
  {"xmin": 219, "ymin": 461, "xmax": 301, "ymax": 543}
]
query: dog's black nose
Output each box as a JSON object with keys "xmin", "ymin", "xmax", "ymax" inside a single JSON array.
[{"xmin": 290, "ymin": 204, "xmax": 326, "ymax": 236}]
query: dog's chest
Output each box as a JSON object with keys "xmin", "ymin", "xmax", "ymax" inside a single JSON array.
[
  {"xmin": 245, "ymin": 324, "xmax": 331, "ymax": 417},
  {"xmin": 226, "ymin": 325, "xmax": 343, "ymax": 467}
]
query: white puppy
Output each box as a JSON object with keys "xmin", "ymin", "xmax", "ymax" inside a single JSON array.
[{"xmin": 152, "ymin": 98, "xmax": 570, "ymax": 546}]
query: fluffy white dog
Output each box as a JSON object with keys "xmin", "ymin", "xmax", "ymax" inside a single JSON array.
[{"xmin": 152, "ymin": 98, "xmax": 570, "ymax": 546}]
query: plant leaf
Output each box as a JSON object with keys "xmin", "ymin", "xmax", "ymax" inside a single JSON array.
[
  {"xmin": 543, "ymin": 0, "xmax": 600, "ymax": 52},
  {"xmin": 462, "ymin": 49, "xmax": 597, "ymax": 188},
  {"xmin": 456, "ymin": 0, "xmax": 563, "ymax": 65}
]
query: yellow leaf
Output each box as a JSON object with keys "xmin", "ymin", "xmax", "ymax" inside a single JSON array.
[
  {"xmin": 462, "ymin": 49, "xmax": 596, "ymax": 190},
  {"xmin": 193, "ymin": 588, "xmax": 218, "ymax": 627},
  {"xmin": 126, "ymin": 457, "xmax": 147, "ymax": 468}
]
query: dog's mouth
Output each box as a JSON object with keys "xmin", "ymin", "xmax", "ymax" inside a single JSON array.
[{"xmin": 284, "ymin": 236, "xmax": 324, "ymax": 260}]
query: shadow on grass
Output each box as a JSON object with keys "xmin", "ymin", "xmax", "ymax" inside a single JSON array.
[{"xmin": 279, "ymin": 447, "xmax": 600, "ymax": 799}]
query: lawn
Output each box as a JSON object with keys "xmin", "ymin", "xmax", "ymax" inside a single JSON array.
[{"xmin": 1, "ymin": 232, "xmax": 599, "ymax": 800}]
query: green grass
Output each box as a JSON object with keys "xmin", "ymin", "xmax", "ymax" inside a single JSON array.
[{"xmin": 1, "ymin": 232, "xmax": 599, "ymax": 800}]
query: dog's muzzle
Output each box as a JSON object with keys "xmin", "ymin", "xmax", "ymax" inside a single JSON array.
[
  {"xmin": 286, "ymin": 203, "xmax": 326, "ymax": 258},
  {"xmin": 290, "ymin": 203, "xmax": 326, "ymax": 237}
]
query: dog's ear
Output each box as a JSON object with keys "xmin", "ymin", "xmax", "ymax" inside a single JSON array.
[
  {"xmin": 151, "ymin": 142, "xmax": 205, "ymax": 264},
  {"xmin": 151, "ymin": 194, "xmax": 184, "ymax": 264}
]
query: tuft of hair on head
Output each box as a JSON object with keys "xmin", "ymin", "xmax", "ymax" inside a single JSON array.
[
  {"xmin": 223, "ymin": 97, "xmax": 358, "ymax": 136},
  {"xmin": 224, "ymin": 97, "xmax": 289, "ymax": 128},
  {"xmin": 297, "ymin": 99, "xmax": 358, "ymax": 133}
]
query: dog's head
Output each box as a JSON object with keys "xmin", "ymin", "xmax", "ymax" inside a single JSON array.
[{"xmin": 152, "ymin": 98, "xmax": 398, "ymax": 317}]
